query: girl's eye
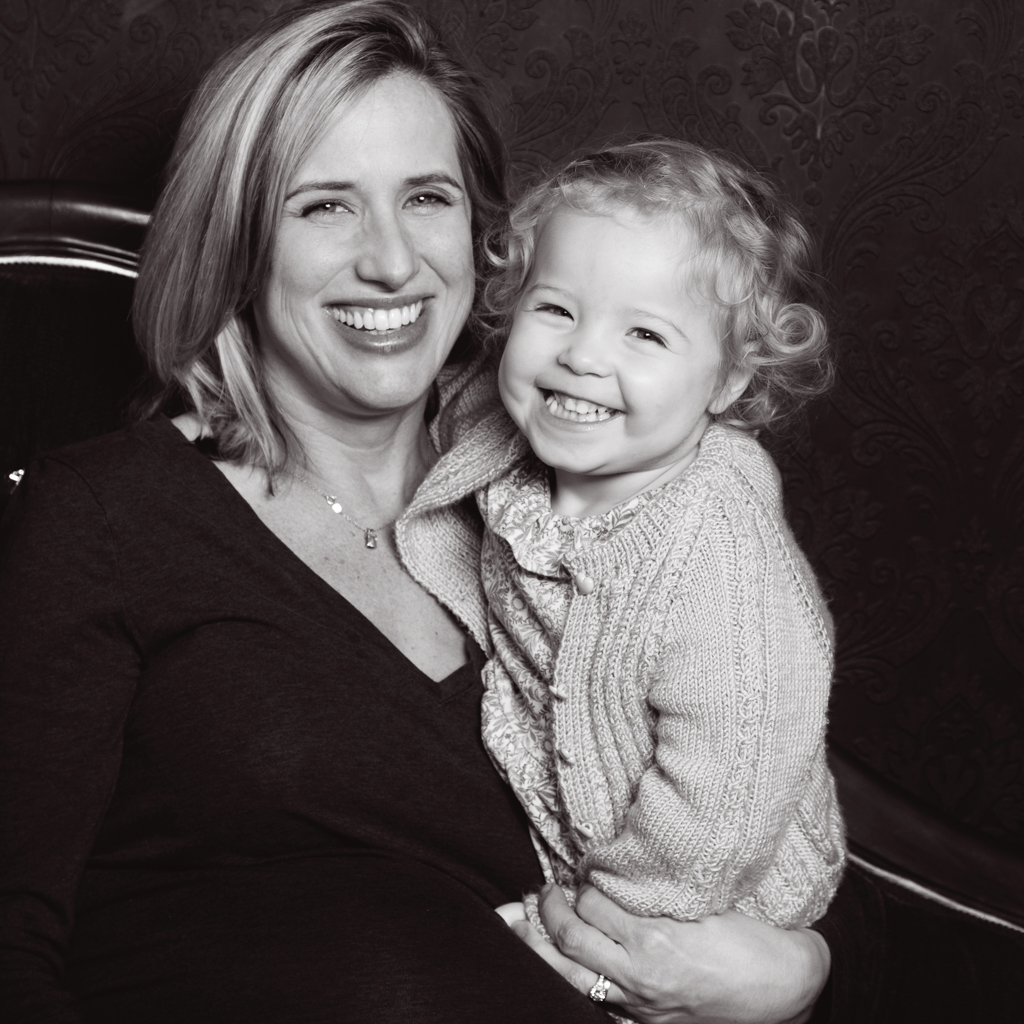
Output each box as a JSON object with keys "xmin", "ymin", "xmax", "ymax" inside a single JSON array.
[
  {"xmin": 628, "ymin": 327, "xmax": 667, "ymax": 346},
  {"xmin": 535, "ymin": 303, "xmax": 573, "ymax": 319}
]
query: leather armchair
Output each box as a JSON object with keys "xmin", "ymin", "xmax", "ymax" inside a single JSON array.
[
  {"xmin": 0, "ymin": 182, "xmax": 149, "ymax": 504},
  {"xmin": 831, "ymin": 744, "xmax": 1024, "ymax": 931}
]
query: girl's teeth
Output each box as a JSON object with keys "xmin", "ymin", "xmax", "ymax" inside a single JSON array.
[
  {"xmin": 334, "ymin": 301, "xmax": 423, "ymax": 331},
  {"xmin": 545, "ymin": 392, "xmax": 615, "ymax": 423}
]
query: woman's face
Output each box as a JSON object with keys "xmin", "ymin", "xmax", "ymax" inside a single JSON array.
[{"xmin": 255, "ymin": 73, "xmax": 475, "ymax": 424}]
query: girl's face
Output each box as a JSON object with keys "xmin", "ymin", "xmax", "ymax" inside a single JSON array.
[{"xmin": 498, "ymin": 207, "xmax": 751, "ymax": 505}]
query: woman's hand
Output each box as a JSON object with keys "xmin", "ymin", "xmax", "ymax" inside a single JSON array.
[
  {"xmin": 495, "ymin": 901, "xmax": 527, "ymax": 926},
  {"xmin": 509, "ymin": 884, "xmax": 830, "ymax": 1024}
]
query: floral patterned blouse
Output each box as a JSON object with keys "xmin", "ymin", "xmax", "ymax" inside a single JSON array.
[{"xmin": 477, "ymin": 458, "xmax": 655, "ymax": 883}]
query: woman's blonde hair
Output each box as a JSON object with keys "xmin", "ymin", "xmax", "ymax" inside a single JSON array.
[
  {"xmin": 483, "ymin": 138, "xmax": 832, "ymax": 433},
  {"xmin": 133, "ymin": 0, "xmax": 506, "ymax": 472}
]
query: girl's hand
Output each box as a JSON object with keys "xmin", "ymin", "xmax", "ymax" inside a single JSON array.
[{"xmin": 509, "ymin": 884, "xmax": 830, "ymax": 1024}]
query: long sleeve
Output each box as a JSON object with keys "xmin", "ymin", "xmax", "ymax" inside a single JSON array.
[
  {"xmin": 0, "ymin": 458, "xmax": 140, "ymax": 1023},
  {"xmin": 578, "ymin": 504, "xmax": 844, "ymax": 925}
]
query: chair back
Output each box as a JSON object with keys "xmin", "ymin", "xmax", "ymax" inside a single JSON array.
[{"xmin": 0, "ymin": 183, "xmax": 150, "ymax": 506}]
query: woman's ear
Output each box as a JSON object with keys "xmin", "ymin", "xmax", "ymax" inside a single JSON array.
[{"xmin": 708, "ymin": 362, "xmax": 754, "ymax": 415}]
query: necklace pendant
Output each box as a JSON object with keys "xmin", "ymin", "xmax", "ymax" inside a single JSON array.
[{"xmin": 364, "ymin": 528, "xmax": 378, "ymax": 549}]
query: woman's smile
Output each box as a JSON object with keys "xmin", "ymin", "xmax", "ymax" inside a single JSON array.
[
  {"xmin": 256, "ymin": 72, "xmax": 474, "ymax": 420},
  {"xmin": 324, "ymin": 297, "xmax": 430, "ymax": 353},
  {"xmin": 328, "ymin": 299, "xmax": 425, "ymax": 333}
]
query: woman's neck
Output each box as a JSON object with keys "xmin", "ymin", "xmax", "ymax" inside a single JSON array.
[{"xmin": 277, "ymin": 395, "xmax": 437, "ymax": 526}]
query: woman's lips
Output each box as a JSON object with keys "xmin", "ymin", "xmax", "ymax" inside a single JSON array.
[
  {"xmin": 325, "ymin": 299, "xmax": 428, "ymax": 353},
  {"xmin": 329, "ymin": 299, "xmax": 424, "ymax": 333}
]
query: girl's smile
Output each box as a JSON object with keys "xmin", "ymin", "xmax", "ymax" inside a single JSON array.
[
  {"xmin": 542, "ymin": 388, "xmax": 621, "ymax": 424},
  {"xmin": 498, "ymin": 207, "xmax": 751, "ymax": 517}
]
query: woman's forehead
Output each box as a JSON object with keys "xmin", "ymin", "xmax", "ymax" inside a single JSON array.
[{"xmin": 285, "ymin": 74, "xmax": 464, "ymax": 192}]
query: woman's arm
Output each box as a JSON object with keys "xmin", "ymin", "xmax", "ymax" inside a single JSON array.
[
  {"xmin": 0, "ymin": 458, "xmax": 139, "ymax": 1023},
  {"xmin": 514, "ymin": 883, "xmax": 830, "ymax": 1024},
  {"xmin": 516, "ymin": 863, "xmax": 1024, "ymax": 1024}
]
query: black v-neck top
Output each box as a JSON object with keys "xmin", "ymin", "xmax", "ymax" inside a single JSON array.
[{"xmin": 0, "ymin": 418, "xmax": 610, "ymax": 1024}]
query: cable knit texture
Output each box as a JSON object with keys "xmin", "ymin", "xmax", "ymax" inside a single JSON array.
[{"xmin": 397, "ymin": 355, "xmax": 846, "ymax": 929}]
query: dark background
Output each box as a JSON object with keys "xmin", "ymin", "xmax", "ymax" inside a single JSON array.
[{"xmin": 2, "ymin": 0, "xmax": 1023, "ymax": 857}]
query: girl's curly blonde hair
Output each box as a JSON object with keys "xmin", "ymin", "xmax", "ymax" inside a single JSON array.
[{"xmin": 482, "ymin": 138, "xmax": 832, "ymax": 433}]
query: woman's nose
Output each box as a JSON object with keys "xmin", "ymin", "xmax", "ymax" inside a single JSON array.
[
  {"xmin": 557, "ymin": 329, "xmax": 612, "ymax": 376},
  {"xmin": 353, "ymin": 211, "xmax": 419, "ymax": 290}
]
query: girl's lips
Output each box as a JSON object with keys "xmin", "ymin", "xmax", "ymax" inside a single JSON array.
[{"xmin": 542, "ymin": 389, "xmax": 621, "ymax": 424}]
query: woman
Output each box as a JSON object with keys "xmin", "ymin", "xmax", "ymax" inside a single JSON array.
[{"xmin": 0, "ymin": 3, "xmax": 1019, "ymax": 1023}]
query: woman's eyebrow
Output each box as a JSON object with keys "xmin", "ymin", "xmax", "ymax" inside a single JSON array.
[
  {"xmin": 286, "ymin": 180, "xmax": 355, "ymax": 201},
  {"xmin": 285, "ymin": 172, "xmax": 464, "ymax": 203},
  {"xmin": 405, "ymin": 172, "xmax": 465, "ymax": 192}
]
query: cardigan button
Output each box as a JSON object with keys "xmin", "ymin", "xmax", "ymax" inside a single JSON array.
[
  {"xmin": 576, "ymin": 821, "xmax": 595, "ymax": 839},
  {"xmin": 549, "ymin": 683, "xmax": 568, "ymax": 700},
  {"xmin": 573, "ymin": 572, "xmax": 596, "ymax": 595},
  {"xmin": 558, "ymin": 745, "xmax": 576, "ymax": 766}
]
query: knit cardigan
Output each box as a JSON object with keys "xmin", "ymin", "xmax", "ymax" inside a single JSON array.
[{"xmin": 397, "ymin": 356, "xmax": 846, "ymax": 928}]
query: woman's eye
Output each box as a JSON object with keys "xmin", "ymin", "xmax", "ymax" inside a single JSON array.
[
  {"xmin": 628, "ymin": 327, "xmax": 667, "ymax": 346},
  {"xmin": 406, "ymin": 192, "xmax": 450, "ymax": 211},
  {"xmin": 302, "ymin": 200, "xmax": 349, "ymax": 219}
]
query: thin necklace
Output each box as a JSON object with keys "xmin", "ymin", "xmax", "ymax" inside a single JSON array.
[{"xmin": 294, "ymin": 473, "xmax": 393, "ymax": 550}]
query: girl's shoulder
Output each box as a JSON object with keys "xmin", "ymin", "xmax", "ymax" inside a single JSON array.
[
  {"xmin": 694, "ymin": 424, "xmax": 784, "ymax": 512},
  {"xmin": 431, "ymin": 350, "xmax": 503, "ymax": 452}
]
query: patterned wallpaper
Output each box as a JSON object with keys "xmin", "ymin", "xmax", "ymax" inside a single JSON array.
[{"xmin": 2, "ymin": 0, "xmax": 1023, "ymax": 852}]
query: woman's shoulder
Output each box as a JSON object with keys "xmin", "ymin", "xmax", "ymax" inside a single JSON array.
[
  {"xmin": 1, "ymin": 418, "xmax": 209, "ymax": 584},
  {"xmin": 25, "ymin": 416, "xmax": 194, "ymax": 482},
  {"xmin": 8, "ymin": 417, "xmax": 210, "ymax": 523}
]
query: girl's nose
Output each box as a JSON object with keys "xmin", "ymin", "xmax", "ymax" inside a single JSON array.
[
  {"xmin": 353, "ymin": 210, "xmax": 419, "ymax": 291},
  {"xmin": 557, "ymin": 329, "xmax": 612, "ymax": 376}
]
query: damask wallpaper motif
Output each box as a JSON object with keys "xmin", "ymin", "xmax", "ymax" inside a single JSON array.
[{"xmin": 2, "ymin": 0, "xmax": 1023, "ymax": 851}]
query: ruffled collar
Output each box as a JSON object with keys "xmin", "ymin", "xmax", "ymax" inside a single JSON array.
[{"xmin": 483, "ymin": 459, "xmax": 654, "ymax": 578}]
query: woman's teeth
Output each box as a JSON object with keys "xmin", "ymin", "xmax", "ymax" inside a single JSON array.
[
  {"xmin": 544, "ymin": 391, "xmax": 616, "ymax": 423},
  {"xmin": 332, "ymin": 300, "xmax": 423, "ymax": 332}
]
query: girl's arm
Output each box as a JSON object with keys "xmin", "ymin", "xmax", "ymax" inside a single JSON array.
[
  {"xmin": 0, "ymin": 459, "xmax": 139, "ymax": 1023},
  {"xmin": 578, "ymin": 502, "xmax": 843, "ymax": 925}
]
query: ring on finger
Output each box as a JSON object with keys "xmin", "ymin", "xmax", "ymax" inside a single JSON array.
[{"xmin": 588, "ymin": 974, "xmax": 611, "ymax": 1003}]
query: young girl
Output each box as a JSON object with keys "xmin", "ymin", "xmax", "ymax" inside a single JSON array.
[{"xmin": 475, "ymin": 139, "xmax": 846, "ymax": 955}]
